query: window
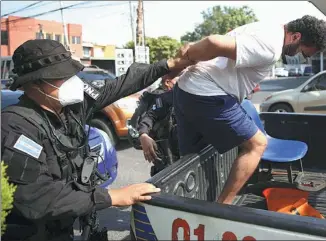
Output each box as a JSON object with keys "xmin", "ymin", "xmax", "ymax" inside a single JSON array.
[
  {"xmin": 83, "ymin": 47, "xmax": 91, "ymax": 57},
  {"xmin": 35, "ymin": 32, "xmax": 44, "ymax": 39},
  {"xmin": 315, "ymin": 74, "xmax": 326, "ymax": 91},
  {"xmin": 72, "ymin": 36, "xmax": 81, "ymax": 44},
  {"xmin": 45, "ymin": 33, "xmax": 52, "ymax": 40},
  {"xmin": 55, "ymin": 34, "xmax": 61, "ymax": 43},
  {"xmin": 1, "ymin": 31, "xmax": 8, "ymax": 45},
  {"xmin": 1, "ymin": 60, "xmax": 11, "ymax": 79},
  {"xmin": 306, "ymin": 74, "xmax": 326, "ymax": 91}
]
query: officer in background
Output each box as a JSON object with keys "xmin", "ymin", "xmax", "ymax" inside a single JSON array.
[
  {"xmin": 1, "ymin": 39, "xmax": 191, "ymax": 241},
  {"xmin": 137, "ymin": 75, "xmax": 180, "ymax": 176}
]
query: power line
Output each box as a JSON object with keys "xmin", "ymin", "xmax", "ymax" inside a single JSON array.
[
  {"xmin": 68, "ymin": 2, "xmax": 128, "ymax": 10},
  {"xmin": 4, "ymin": 2, "xmax": 91, "ymax": 25},
  {"xmin": 1, "ymin": 1, "xmax": 42, "ymax": 17},
  {"xmin": 2, "ymin": 1, "xmax": 54, "ymax": 16},
  {"xmin": 3, "ymin": 2, "xmax": 127, "ymax": 26}
]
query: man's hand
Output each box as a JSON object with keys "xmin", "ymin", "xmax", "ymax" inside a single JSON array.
[
  {"xmin": 139, "ymin": 133, "xmax": 158, "ymax": 162},
  {"xmin": 167, "ymin": 42, "xmax": 197, "ymax": 75},
  {"xmin": 108, "ymin": 183, "xmax": 161, "ymax": 206}
]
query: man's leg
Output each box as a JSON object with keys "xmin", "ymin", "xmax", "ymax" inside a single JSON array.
[
  {"xmin": 197, "ymin": 100, "xmax": 267, "ymax": 205},
  {"xmin": 217, "ymin": 130, "xmax": 267, "ymax": 204},
  {"xmin": 177, "ymin": 89, "xmax": 267, "ymax": 204}
]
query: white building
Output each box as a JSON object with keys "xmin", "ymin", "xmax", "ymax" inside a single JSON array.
[
  {"xmin": 135, "ymin": 46, "xmax": 150, "ymax": 64},
  {"xmin": 115, "ymin": 49, "xmax": 134, "ymax": 77}
]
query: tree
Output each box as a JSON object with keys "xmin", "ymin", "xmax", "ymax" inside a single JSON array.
[
  {"xmin": 181, "ymin": 5, "xmax": 258, "ymax": 43},
  {"xmin": 124, "ymin": 36, "xmax": 181, "ymax": 63},
  {"xmin": 1, "ymin": 162, "xmax": 16, "ymax": 235}
]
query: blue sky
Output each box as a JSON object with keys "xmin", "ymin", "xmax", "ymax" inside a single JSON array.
[{"xmin": 2, "ymin": 1, "xmax": 326, "ymax": 47}]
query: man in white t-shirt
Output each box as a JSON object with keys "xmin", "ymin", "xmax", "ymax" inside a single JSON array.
[{"xmin": 172, "ymin": 15, "xmax": 326, "ymax": 204}]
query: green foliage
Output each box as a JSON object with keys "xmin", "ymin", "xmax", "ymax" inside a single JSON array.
[
  {"xmin": 181, "ymin": 5, "xmax": 258, "ymax": 43},
  {"xmin": 124, "ymin": 36, "xmax": 181, "ymax": 63},
  {"xmin": 1, "ymin": 162, "xmax": 16, "ymax": 235}
]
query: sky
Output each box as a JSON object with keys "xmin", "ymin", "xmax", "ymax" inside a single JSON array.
[{"xmin": 1, "ymin": 1, "xmax": 326, "ymax": 47}]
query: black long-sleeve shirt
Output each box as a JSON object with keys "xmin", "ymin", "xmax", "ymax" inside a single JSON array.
[{"xmin": 1, "ymin": 59, "xmax": 170, "ymax": 223}]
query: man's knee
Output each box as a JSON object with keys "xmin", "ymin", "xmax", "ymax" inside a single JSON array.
[{"xmin": 241, "ymin": 130, "xmax": 267, "ymax": 155}]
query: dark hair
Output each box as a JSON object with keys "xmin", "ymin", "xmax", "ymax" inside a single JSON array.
[{"xmin": 286, "ymin": 15, "xmax": 326, "ymax": 51}]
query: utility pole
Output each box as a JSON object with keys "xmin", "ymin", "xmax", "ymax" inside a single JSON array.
[
  {"xmin": 136, "ymin": 0, "xmax": 144, "ymax": 46},
  {"xmin": 129, "ymin": 1, "xmax": 135, "ymax": 46},
  {"xmin": 141, "ymin": 1, "xmax": 145, "ymax": 48},
  {"xmin": 142, "ymin": 1, "xmax": 147, "ymax": 63},
  {"xmin": 136, "ymin": 0, "xmax": 147, "ymax": 63},
  {"xmin": 129, "ymin": 1, "xmax": 137, "ymax": 62},
  {"xmin": 59, "ymin": 0, "xmax": 70, "ymax": 50}
]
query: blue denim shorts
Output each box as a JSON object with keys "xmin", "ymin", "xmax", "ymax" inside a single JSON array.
[{"xmin": 173, "ymin": 84, "xmax": 258, "ymax": 155}]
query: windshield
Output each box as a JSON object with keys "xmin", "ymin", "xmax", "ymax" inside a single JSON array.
[{"xmin": 77, "ymin": 71, "xmax": 116, "ymax": 81}]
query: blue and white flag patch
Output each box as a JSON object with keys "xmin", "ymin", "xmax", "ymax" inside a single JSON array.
[{"xmin": 13, "ymin": 135, "xmax": 43, "ymax": 159}]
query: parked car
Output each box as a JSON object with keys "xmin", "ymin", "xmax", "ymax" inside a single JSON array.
[
  {"xmin": 1, "ymin": 89, "xmax": 118, "ymax": 188},
  {"xmin": 1, "ymin": 56, "xmax": 138, "ymax": 146},
  {"xmin": 260, "ymin": 70, "xmax": 326, "ymax": 114},
  {"xmin": 275, "ymin": 67, "xmax": 289, "ymax": 77},
  {"xmin": 246, "ymin": 84, "xmax": 261, "ymax": 100},
  {"xmin": 77, "ymin": 68, "xmax": 139, "ymax": 146},
  {"xmin": 303, "ymin": 66, "xmax": 314, "ymax": 76},
  {"xmin": 288, "ymin": 68, "xmax": 302, "ymax": 77},
  {"xmin": 77, "ymin": 67, "xmax": 116, "ymax": 89}
]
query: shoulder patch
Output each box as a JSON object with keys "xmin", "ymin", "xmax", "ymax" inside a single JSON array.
[
  {"xmin": 13, "ymin": 134, "xmax": 43, "ymax": 159},
  {"xmin": 155, "ymin": 97, "xmax": 163, "ymax": 108},
  {"xmin": 84, "ymin": 82, "xmax": 100, "ymax": 100}
]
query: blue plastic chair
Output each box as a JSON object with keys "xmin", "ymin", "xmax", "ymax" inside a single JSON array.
[{"xmin": 241, "ymin": 99, "xmax": 308, "ymax": 183}]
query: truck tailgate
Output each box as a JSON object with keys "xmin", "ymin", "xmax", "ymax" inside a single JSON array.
[{"xmin": 130, "ymin": 113, "xmax": 326, "ymax": 240}]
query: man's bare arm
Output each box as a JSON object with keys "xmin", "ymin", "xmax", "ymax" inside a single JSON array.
[{"xmin": 186, "ymin": 35, "xmax": 237, "ymax": 62}]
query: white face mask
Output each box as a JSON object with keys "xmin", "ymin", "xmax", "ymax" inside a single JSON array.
[
  {"xmin": 39, "ymin": 75, "xmax": 84, "ymax": 107},
  {"xmin": 285, "ymin": 52, "xmax": 307, "ymax": 65}
]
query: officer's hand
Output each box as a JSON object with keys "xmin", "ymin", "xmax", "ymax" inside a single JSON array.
[
  {"xmin": 139, "ymin": 133, "xmax": 158, "ymax": 162},
  {"xmin": 108, "ymin": 183, "xmax": 161, "ymax": 206},
  {"xmin": 167, "ymin": 42, "xmax": 197, "ymax": 75}
]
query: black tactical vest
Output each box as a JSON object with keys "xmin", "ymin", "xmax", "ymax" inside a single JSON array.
[{"xmin": 2, "ymin": 105, "xmax": 97, "ymax": 193}]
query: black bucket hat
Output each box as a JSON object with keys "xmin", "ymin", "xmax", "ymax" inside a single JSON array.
[{"xmin": 10, "ymin": 39, "xmax": 84, "ymax": 91}]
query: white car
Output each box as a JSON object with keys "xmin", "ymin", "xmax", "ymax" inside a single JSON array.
[
  {"xmin": 274, "ymin": 67, "xmax": 289, "ymax": 77},
  {"xmin": 260, "ymin": 71, "xmax": 326, "ymax": 114}
]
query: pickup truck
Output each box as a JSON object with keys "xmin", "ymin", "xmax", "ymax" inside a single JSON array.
[{"xmin": 130, "ymin": 111, "xmax": 326, "ymax": 240}]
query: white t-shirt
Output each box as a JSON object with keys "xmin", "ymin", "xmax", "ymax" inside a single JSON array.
[{"xmin": 177, "ymin": 21, "xmax": 285, "ymax": 102}]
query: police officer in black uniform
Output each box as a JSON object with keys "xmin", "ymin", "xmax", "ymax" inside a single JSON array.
[
  {"xmin": 1, "ymin": 39, "xmax": 192, "ymax": 241},
  {"xmin": 137, "ymin": 75, "xmax": 180, "ymax": 176}
]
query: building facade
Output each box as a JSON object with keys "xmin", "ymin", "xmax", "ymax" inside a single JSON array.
[
  {"xmin": 1, "ymin": 15, "xmax": 83, "ymax": 58},
  {"xmin": 115, "ymin": 49, "xmax": 134, "ymax": 76},
  {"xmin": 80, "ymin": 43, "xmax": 117, "ymax": 74}
]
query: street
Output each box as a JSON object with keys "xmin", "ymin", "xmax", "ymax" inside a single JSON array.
[{"xmin": 75, "ymin": 76, "xmax": 311, "ymax": 241}]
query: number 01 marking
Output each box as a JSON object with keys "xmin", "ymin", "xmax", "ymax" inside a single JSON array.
[
  {"xmin": 172, "ymin": 218, "xmax": 204, "ymax": 240},
  {"xmin": 171, "ymin": 218, "xmax": 256, "ymax": 241}
]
